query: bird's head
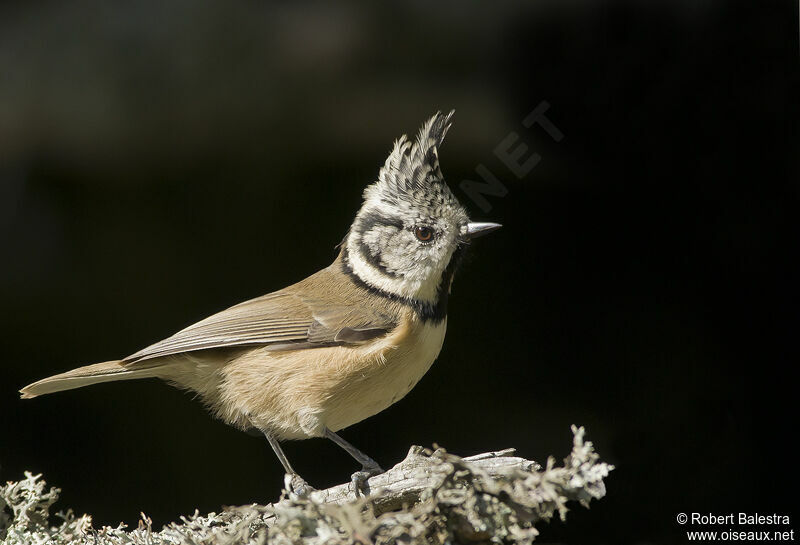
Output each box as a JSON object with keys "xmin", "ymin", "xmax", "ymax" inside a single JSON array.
[{"xmin": 342, "ymin": 111, "xmax": 501, "ymax": 307}]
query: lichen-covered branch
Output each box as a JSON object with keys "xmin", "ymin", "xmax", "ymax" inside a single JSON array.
[{"xmin": 0, "ymin": 425, "xmax": 613, "ymax": 544}]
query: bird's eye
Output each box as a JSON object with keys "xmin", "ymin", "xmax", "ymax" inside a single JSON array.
[{"xmin": 414, "ymin": 226, "xmax": 434, "ymax": 242}]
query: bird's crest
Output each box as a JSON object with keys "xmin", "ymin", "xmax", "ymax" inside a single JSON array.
[
  {"xmin": 372, "ymin": 110, "xmax": 455, "ymax": 199},
  {"xmin": 344, "ymin": 110, "xmax": 470, "ymax": 305}
]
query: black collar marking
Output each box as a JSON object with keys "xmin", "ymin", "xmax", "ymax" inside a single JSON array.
[{"xmin": 340, "ymin": 245, "xmax": 466, "ymax": 324}]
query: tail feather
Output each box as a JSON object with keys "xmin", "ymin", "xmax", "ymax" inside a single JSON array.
[{"xmin": 20, "ymin": 360, "xmax": 159, "ymax": 399}]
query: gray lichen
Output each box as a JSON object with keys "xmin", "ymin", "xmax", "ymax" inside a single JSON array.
[{"xmin": 1, "ymin": 426, "xmax": 612, "ymax": 544}]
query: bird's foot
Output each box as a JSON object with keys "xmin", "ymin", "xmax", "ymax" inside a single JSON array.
[
  {"xmin": 350, "ymin": 463, "xmax": 384, "ymax": 496},
  {"xmin": 284, "ymin": 472, "xmax": 315, "ymax": 498}
]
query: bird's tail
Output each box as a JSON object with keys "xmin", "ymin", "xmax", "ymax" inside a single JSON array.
[{"xmin": 20, "ymin": 360, "xmax": 159, "ymax": 399}]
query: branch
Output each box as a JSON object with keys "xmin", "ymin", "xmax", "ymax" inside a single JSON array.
[
  {"xmin": 304, "ymin": 446, "xmax": 539, "ymax": 513},
  {"xmin": 0, "ymin": 426, "xmax": 613, "ymax": 545}
]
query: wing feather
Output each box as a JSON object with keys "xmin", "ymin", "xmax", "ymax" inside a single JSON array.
[{"xmin": 123, "ymin": 285, "xmax": 397, "ymax": 365}]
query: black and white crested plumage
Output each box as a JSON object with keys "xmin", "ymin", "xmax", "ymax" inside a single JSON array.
[
  {"xmin": 380, "ymin": 109, "xmax": 453, "ymax": 194},
  {"xmin": 343, "ymin": 111, "xmax": 471, "ymax": 310}
]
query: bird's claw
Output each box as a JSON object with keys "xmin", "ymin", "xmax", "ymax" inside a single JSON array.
[
  {"xmin": 284, "ymin": 473, "xmax": 315, "ymax": 498},
  {"xmin": 350, "ymin": 464, "xmax": 384, "ymax": 496}
]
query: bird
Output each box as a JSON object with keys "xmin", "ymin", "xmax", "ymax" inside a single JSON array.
[{"xmin": 20, "ymin": 110, "xmax": 501, "ymax": 494}]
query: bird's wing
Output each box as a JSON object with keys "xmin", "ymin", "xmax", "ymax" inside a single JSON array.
[{"xmin": 123, "ymin": 290, "xmax": 396, "ymax": 365}]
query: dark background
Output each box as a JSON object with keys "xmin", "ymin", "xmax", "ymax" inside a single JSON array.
[{"xmin": 1, "ymin": 1, "xmax": 798, "ymax": 543}]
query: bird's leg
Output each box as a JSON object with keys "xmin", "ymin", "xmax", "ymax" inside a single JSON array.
[
  {"xmin": 323, "ymin": 428, "xmax": 384, "ymax": 495},
  {"xmin": 263, "ymin": 431, "xmax": 314, "ymax": 497}
]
